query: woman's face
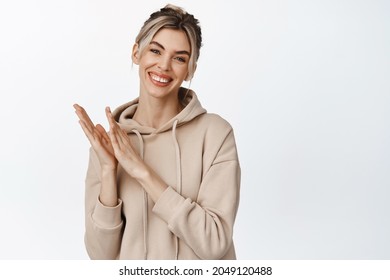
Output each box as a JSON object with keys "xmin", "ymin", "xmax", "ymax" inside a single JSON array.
[{"xmin": 133, "ymin": 28, "xmax": 191, "ymax": 100}]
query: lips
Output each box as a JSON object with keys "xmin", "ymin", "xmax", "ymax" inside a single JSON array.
[{"xmin": 149, "ymin": 72, "xmax": 173, "ymax": 86}]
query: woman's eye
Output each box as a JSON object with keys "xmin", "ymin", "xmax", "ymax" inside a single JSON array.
[
  {"xmin": 150, "ymin": 49, "xmax": 160, "ymax": 55},
  {"xmin": 175, "ymin": 57, "xmax": 186, "ymax": 63}
]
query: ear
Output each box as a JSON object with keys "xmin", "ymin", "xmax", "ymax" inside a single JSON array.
[{"xmin": 132, "ymin": 43, "xmax": 140, "ymax": 65}]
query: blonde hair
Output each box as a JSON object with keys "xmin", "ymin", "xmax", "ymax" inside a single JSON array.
[{"xmin": 135, "ymin": 4, "xmax": 202, "ymax": 81}]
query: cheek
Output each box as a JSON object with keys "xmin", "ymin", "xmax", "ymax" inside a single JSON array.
[
  {"xmin": 174, "ymin": 65, "xmax": 189, "ymax": 79},
  {"xmin": 139, "ymin": 55, "xmax": 156, "ymax": 69}
]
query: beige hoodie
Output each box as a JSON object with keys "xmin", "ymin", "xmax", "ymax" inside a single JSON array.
[{"xmin": 84, "ymin": 88, "xmax": 241, "ymax": 259}]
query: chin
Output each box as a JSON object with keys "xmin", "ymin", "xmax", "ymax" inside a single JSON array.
[{"xmin": 146, "ymin": 84, "xmax": 181, "ymax": 99}]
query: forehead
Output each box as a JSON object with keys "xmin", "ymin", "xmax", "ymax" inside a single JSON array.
[{"xmin": 152, "ymin": 28, "xmax": 191, "ymax": 52}]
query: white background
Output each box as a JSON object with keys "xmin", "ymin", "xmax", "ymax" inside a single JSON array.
[{"xmin": 0, "ymin": 0, "xmax": 389, "ymax": 259}]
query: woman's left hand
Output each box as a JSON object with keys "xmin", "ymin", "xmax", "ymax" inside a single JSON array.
[
  {"xmin": 105, "ymin": 106, "xmax": 168, "ymax": 202},
  {"xmin": 105, "ymin": 107, "xmax": 148, "ymax": 179}
]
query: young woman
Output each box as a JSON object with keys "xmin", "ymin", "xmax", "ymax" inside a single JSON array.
[{"xmin": 74, "ymin": 4, "xmax": 240, "ymax": 260}]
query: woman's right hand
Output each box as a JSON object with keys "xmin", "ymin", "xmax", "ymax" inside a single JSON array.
[{"xmin": 74, "ymin": 104, "xmax": 118, "ymax": 170}]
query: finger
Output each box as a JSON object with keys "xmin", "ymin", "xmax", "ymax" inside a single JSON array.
[
  {"xmin": 95, "ymin": 124, "xmax": 107, "ymax": 136},
  {"xmin": 109, "ymin": 128, "xmax": 130, "ymax": 161},
  {"xmin": 104, "ymin": 107, "xmax": 136, "ymax": 157},
  {"xmin": 74, "ymin": 104, "xmax": 95, "ymax": 131},
  {"xmin": 105, "ymin": 106, "xmax": 119, "ymax": 129},
  {"xmin": 110, "ymin": 123, "xmax": 129, "ymax": 149},
  {"xmin": 75, "ymin": 113, "xmax": 94, "ymax": 133},
  {"xmin": 116, "ymin": 126, "xmax": 131, "ymax": 148},
  {"xmin": 78, "ymin": 119, "xmax": 96, "ymax": 143},
  {"xmin": 76, "ymin": 115, "xmax": 95, "ymax": 137},
  {"xmin": 106, "ymin": 106, "xmax": 126, "ymax": 139},
  {"xmin": 118, "ymin": 125, "xmax": 129, "ymax": 139},
  {"xmin": 73, "ymin": 103, "xmax": 81, "ymax": 110},
  {"xmin": 105, "ymin": 107, "xmax": 124, "ymax": 145},
  {"xmin": 96, "ymin": 124, "xmax": 111, "ymax": 143},
  {"xmin": 107, "ymin": 124, "xmax": 120, "ymax": 148},
  {"xmin": 105, "ymin": 108, "xmax": 126, "ymax": 139},
  {"xmin": 76, "ymin": 108, "xmax": 94, "ymax": 128}
]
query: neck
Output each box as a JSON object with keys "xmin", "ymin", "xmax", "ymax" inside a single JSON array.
[{"xmin": 133, "ymin": 92, "xmax": 183, "ymax": 128}]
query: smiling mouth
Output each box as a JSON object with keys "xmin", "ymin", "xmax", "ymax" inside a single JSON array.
[{"xmin": 149, "ymin": 72, "xmax": 173, "ymax": 86}]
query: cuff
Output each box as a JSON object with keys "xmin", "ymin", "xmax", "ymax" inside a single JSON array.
[
  {"xmin": 152, "ymin": 186, "xmax": 186, "ymax": 223},
  {"xmin": 92, "ymin": 197, "xmax": 123, "ymax": 229}
]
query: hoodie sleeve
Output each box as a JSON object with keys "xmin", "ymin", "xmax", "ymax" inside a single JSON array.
[
  {"xmin": 84, "ymin": 148, "xmax": 124, "ymax": 260},
  {"xmin": 152, "ymin": 122, "xmax": 241, "ymax": 260}
]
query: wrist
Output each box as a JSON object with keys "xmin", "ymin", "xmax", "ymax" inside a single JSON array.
[
  {"xmin": 101, "ymin": 165, "xmax": 117, "ymax": 174},
  {"xmin": 100, "ymin": 167, "xmax": 118, "ymax": 207},
  {"xmin": 135, "ymin": 166, "xmax": 168, "ymax": 202},
  {"xmin": 132, "ymin": 164, "xmax": 152, "ymax": 183}
]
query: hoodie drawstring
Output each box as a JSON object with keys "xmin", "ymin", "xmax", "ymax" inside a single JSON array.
[
  {"xmin": 172, "ymin": 119, "xmax": 182, "ymax": 259},
  {"xmin": 172, "ymin": 120, "xmax": 182, "ymax": 196},
  {"xmin": 132, "ymin": 129, "xmax": 148, "ymax": 260},
  {"xmin": 131, "ymin": 121, "xmax": 182, "ymax": 260}
]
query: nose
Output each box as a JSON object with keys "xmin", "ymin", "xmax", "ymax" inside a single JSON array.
[{"xmin": 157, "ymin": 55, "xmax": 171, "ymax": 71}]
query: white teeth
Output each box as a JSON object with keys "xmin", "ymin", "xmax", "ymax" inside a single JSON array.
[{"xmin": 151, "ymin": 74, "xmax": 170, "ymax": 83}]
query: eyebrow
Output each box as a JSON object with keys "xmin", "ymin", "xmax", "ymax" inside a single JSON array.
[{"xmin": 150, "ymin": 41, "xmax": 190, "ymax": 56}]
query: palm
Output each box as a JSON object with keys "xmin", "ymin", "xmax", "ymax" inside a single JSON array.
[
  {"xmin": 74, "ymin": 104, "xmax": 117, "ymax": 169},
  {"xmin": 91, "ymin": 124, "xmax": 117, "ymax": 168}
]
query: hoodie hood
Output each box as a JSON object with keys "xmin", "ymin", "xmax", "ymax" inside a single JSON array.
[{"xmin": 112, "ymin": 88, "xmax": 206, "ymax": 134}]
